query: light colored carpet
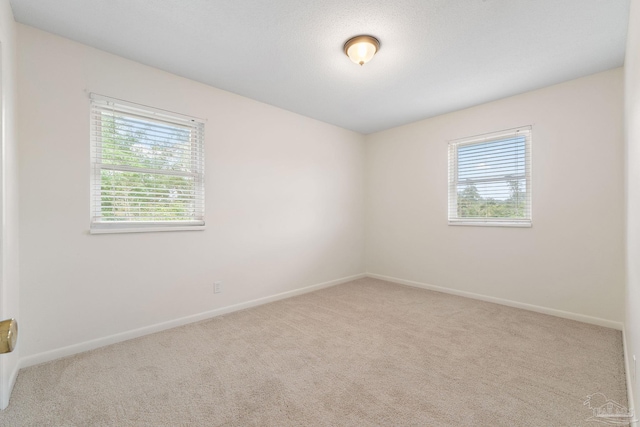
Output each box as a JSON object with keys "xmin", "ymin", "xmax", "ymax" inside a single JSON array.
[{"xmin": 0, "ymin": 278, "xmax": 628, "ymax": 426}]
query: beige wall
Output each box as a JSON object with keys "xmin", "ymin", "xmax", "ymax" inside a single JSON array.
[
  {"xmin": 17, "ymin": 24, "xmax": 365, "ymax": 363},
  {"xmin": 625, "ymin": 0, "xmax": 640, "ymax": 419},
  {"xmin": 365, "ymin": 68, "xmax": 624, "ymax": 324}
]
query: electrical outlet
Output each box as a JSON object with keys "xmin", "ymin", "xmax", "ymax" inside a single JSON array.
[{"xmin": 214, "ymin": 281, "xmax": 222, "ymax": 294}]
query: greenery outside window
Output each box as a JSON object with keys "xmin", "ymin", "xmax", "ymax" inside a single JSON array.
[
  {"xmin": 448, "ymin": 126, "xmax": 532, "ymax": 227},
  {"xmin": 90, "ymin": 94, "xmax": 205, "ymax": 233}
]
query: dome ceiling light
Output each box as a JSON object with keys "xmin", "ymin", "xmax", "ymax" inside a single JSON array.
[{"xmin": 344, "ymin": 35, "xmax": 380, "ymax": 66}]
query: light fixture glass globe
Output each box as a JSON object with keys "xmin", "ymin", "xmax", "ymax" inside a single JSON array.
[{"xmin": 344, "ymin": 36, "xmax": 380, "ymax": 66}]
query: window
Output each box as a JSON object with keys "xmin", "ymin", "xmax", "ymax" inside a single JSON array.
[
  {"xmin": 90, "ymin": 94, "xmax": 205, "ymax": 233},
  {"xmin": 448, "ymin": 126, "xmax": 531, "ymax": 227}
]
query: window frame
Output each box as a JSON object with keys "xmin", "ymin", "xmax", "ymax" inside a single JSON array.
[
  {"xmin": 448, "ymin": 126, "xmax": 532, "ymax": 228},
  {"xmin": 89, "ymin": 94, "xmax": 206, "ymax": 234}
]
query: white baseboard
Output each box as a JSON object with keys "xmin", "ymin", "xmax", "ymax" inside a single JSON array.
[
  {"xmin": 623, "ymin": 326, "xmax": 639, "ymax": 426},
  {"xmin": 20, "ymin": 273, "xmax": 366, "ymax": 369},
  {"xmin": 366, "ymin": 273, "xmax": 623, "ymax": 330}
]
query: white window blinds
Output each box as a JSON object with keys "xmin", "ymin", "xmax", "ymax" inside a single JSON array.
[
  {"xmin": 90, "ymin": 94, "xmax": 205, "ymax": 233},
  {"xmin": 448, "ymin": 126, "xmax": 532, "ymax": 227}
]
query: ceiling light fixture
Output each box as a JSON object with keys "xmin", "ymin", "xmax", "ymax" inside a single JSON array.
[{"xmin": 344, "ymin": 35, "xmax": 380, "ymax": 66}]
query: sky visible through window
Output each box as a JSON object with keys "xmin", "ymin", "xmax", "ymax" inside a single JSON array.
[
  {"xmin": 457, "ymin": 136, "xmax": 526, "ymax": 201},
  {"xmin": 102, "ymin": 114, "xmax": 193, "ymax": 172}
]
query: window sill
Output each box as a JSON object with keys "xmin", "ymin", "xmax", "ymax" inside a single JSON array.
[
  {"xmin": 90, "ymin": 225, "xmax": 206, "ymax": 235},
  {"xmin": 448, "ymin": 221, "xmax": 532, "ymax": 228}
]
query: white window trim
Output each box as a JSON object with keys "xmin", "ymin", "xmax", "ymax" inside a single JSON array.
[
  {"xmin": 448, "ymin": 126, "xmax": 532, "ymax": 227},
  {"xmin": 89, "ymin": 93, "xmax": 206, "ymax": 234},
  {"xmin": 90, "ymin": 225, "xmax": 206, "ymax": 235}
]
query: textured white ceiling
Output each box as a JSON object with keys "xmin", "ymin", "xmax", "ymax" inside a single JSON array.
[{"xmin": 10, "ymin": 0, "xmax": 630, "ymax": 134}]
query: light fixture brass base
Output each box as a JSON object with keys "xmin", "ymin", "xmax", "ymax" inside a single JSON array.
[
  {"xmin": 0, "ymin": 318, "xmax": 17, "ymax": 354},
  {"xmin": 343, "ymin": 35, "xmax": 380, "ymax": 55}
]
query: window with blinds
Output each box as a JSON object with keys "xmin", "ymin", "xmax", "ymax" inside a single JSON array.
[
  {"xmin": 90, "ymin": 94, "xmax": 205, "ymax": 233},
  {"xmin": 448, "ymin": 126, "xmax": 531, "ymax": 227}
]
